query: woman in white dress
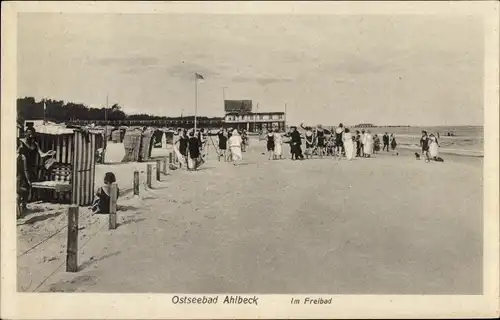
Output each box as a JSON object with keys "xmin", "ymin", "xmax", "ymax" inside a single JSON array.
[
  {"xmin": 343, "ymin": 128, "xmax": 355, "ymax": 160},
  {"xmin": 429, "ymin": 134, "xmax": 440, "ymax": 160},
  {"xmin": 273, "ymin": 129, "xmax": 284, "ymax": 160},
  {"xmin": 228, "ymin": 129, "xmax": 243, "ymax": 166},
  {"xmin": 161, "ymin": 131, "xmax": 167, "ymax": 149},
  {"xmin": 363, "ymin": 130, "xmax": 374, "ymax": 157}
]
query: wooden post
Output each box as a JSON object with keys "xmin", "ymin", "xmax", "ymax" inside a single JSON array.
[
  {"xmin": 156, "ymin": 160, "xmax": 161, "ymax": 181},
  {"xmin": 163, "ymin": 158, "xmax": 168, "ymax": 175},
  {"xmin": 109, "ymin": 183, "xmax": 118, "ymax": 230},
  {"xmin": 66, "ymin": 205, "xmax": 79, "ymax": 272},
  {"xmin": 147, "ymin": 164, "xmax": 152, "ymax": 188},
  {"xmin": 133, "ymin": 171, "xmax": 139, "ymax": 195}
]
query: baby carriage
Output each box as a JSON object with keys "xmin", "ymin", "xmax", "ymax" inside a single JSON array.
[{"xmin": 326, "ymin": 138, "xmax": 335, "ymax": 156}]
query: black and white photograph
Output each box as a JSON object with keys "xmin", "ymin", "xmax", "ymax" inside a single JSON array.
[{"xmin": 1, "ymin": 1, "xmax": 498, "ymax": 319}]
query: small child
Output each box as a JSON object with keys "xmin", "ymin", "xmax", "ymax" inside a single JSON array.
[{"xmin": 92, "ymin": 172, "xmax": 119, "ymax": 214}]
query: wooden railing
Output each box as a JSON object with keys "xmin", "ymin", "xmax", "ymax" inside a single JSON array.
[{"xmin": 68, "ymin": 119, "xmax": 224, "ymax": 127}]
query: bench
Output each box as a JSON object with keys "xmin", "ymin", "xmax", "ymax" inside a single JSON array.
[{"xmin": 31, "ymin": 163, "xmax": 72, "ymax": 195}]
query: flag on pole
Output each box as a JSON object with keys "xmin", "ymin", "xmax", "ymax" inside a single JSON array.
[{"xmin": 195, "ymin": 73, "xmax": 204, "ymax": 80}]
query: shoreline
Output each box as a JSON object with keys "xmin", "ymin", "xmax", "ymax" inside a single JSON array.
[
  {"xmin": 245, "ymin": 137, "xmax": 483, "ymax": 158},
  {"xmin": 395, "ymin": 145, "xmax": 483, "ymax": 158}
]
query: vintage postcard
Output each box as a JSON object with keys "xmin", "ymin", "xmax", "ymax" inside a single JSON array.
[{"xmin": 1, "ymin": 1, "xmax": 499, "ymax": 319}]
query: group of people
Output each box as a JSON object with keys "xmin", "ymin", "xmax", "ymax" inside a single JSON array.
[
  {"xmin": 262, "ymin": 123, "xmax": 400, "ymax": 161},
  {"xmin": 174, "ymin": 128, "xmax": 208, "ymax": 171},
  {"xmin": 216, "ymin": 127, "xmax": 248, "ymax": 165},
  {"xmin": 420, "ymin": 130, "xmax": 441, "ymax": 162},
  {"xmin": 265, "ymin": 128, "xmax": 285, "ymax": 160},
  {"xmin": 366, "ymin": 132, "xmax": 398, "ymax": 156}
]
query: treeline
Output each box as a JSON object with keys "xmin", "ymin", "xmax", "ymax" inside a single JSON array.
[{"xmin": 16, "ymin": 97, "xmax": 180, "ymax": 124}]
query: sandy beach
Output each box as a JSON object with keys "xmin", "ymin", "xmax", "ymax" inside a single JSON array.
[{"xmin": 16, "ymin": 138, "xmax": 483, "ymax": 294}]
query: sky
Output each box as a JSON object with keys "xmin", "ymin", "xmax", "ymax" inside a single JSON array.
[{"xmin": 17, "ymin": 13, "xmax": 484, "ymax": 126}]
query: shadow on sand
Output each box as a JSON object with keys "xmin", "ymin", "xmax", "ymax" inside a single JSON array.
[
  {"xmin": 18, "ymin": 211, "xmax": 64, "ymax": 226},
  {"xmin": 194, "ymin": 166, "xmax": 216, "ymax": 171},
  {"xmin": 117, "ymin": 205, "xmax": 141, "ymax": 212},
  {"xmin": 118, "ymin": 217, "xmax": 146, "ymax": 227},
  {"xmin": 78, "ymin": 251, "xmax": 122, "ymax": 271}
]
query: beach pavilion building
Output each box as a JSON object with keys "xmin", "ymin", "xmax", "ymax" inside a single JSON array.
[{"xmin": 223, "ymin": 100, "xmax": 286, "ymax": 132}]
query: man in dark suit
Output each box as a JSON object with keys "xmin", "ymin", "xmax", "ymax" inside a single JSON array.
[{"xmin": 383, "ymin": 132, "xmax": 390, "ymax": 152}]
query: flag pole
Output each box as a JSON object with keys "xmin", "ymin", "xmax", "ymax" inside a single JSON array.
[
  {"xmin": 284, "ymin": 102, "xmax": 287, "ymax": 131},
  {"xmin": 195, "ymin": 74, "xmax": 198, "ymax": 132},
  {"xmin": 105, "ymin": 94, "xmax": 108, "ymax": 137},
  {"xmin": 102, "ymin": 94, "xmax": 109, "ymax": 164}
]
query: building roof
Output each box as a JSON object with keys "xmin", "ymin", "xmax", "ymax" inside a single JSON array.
[
  {"xmin": 33, "ymin": 124, "xmax": 75, "ymax": 135},
  {"xmin": 225, "ymin": 111, "xmax": 285, "ymax": 116}
]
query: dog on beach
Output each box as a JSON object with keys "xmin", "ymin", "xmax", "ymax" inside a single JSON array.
[{"xmin": 415, "ymin": 152, "xmax": 421, "ymax": 160}]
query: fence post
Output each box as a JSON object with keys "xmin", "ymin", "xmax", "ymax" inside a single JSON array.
[
  {"xmin": 109, "ymin": 183, "xmax": 118, "ymax": 230},
  {"xmin": 156, "ymin": 160, "xmax": 161, "ymax": 181},
  {"xmin": 147, "ymin": 164, "xmax": 152, "ymax": 188},
  {"xmin": 163, "ymin": 158, "xmax": 168, "ymax": 175},
  {"xmin": 133, "ymin": 171, "xmax": 139, "ymax": 195},
  {"xmin": 66, "ymin": 205, "xmax": 79, "ymax": 272}
]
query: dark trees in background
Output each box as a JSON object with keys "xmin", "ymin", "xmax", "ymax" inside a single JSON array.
[{"xmin": 17, "ymin": 97, "xmax": 159, "ymax": 124}]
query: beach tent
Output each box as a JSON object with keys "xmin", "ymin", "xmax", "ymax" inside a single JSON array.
[
  {"xmin": 165, "ymin": 130, "xmax": 175, "ymax": 145},
  {"xmin": 111, "ymin": 129, "xmax": 122, "ymax": 143},
  {"xmin": 102, "ymin": 125, "xmax": 115, "ymax": 141},
  {"xmin": 140, "ymin": 127, "xmax": 155, "ymax": 161},
  {"xmin": 27, "ymin": 124, "xmax": 99, "ymax": 206},
  {"xmin": 122, "ymin": 127, "xmax": 143, "ymax": 162},
  {"xmin": 152, "ymin": 129, "xmax": 164, "ymax": 148},
  {"xmin": 67, "ymin": 124, "xmax": 106, "ymax": 151},
  {"xmin": 87, "ymin": 127, "xmax": 106, "ymax": 150}
]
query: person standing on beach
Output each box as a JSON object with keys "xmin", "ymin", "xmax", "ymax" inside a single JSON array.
[
  {"xmin": 360, "ymin": 129, "xmax": 366, "ymax": 157},
  {"xmin": 429, "ymin": 133, "xmax": 440, "ymax": 160},
  {"xmin": 390, "ymin": 133, "xmax": 399, "ymax": 156},
  {"xmin": 177, "ymin": 129, "xmax": 189, "ymax": 162},
  {"xmin": 355, "ymin": 130, "xmax": 361, "ymax": 157},
  {"xmin": 302, "ymin": 123, "xmax": 315, "ymax": 159},
  {"xmin": 383, "ymin": 132, "xmax": 390, "ymax": 152},
  {"xmin": 343, "ymin": 128, "xmax": 355, "ymax": 160},
  {"xmin": 217, "ymin": 127, "xmax": 228, "ymax": 162},
  {"xmin": 266, "ymin": 129, "xmax": 275, "ymax": 160},
  {"xmin": 240, "ymin": 129, "xmax": 247, "ymax": 152},
  {"xmin": 316, "ymin": 124, "xmax": 326, "ymax": 158},
  {"xmin": 420, "ymin": 131, "xmax": 430, "ymax": 162},
  {"xmin": 363, "ymin": 130, "xmax": 374, "ymax": 157},
  {"xmin": 373, "ymin": 134, "xmax": 381, "ymax": 154},
  {"xmin": 290, "ymin": 126, "xmax": 304, "ymax": 160},
  {"xmin": 334, "ymin": 124, "xmax": 345, "ymax": 160},
  {"xmin": 188, "ymin": 131, "xmax": 202, "ymax": 170},
  {"xmin": 197, "ymin": 128, "xmax": 207, "ymax": 155},
  {"xmin": 274, "ymin": 128, "xmax": 284, "ymax": 160},
  {"xmin": 16, "ymin": 127, "xmax": 56, "ymax": 216},
  {"xmin": 228, "ymin": 129, "xmax": 243, "ymax": 166},
  {"xmin": 283, "ymin": 129, "xmax": 294, "ymax": 159}
]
